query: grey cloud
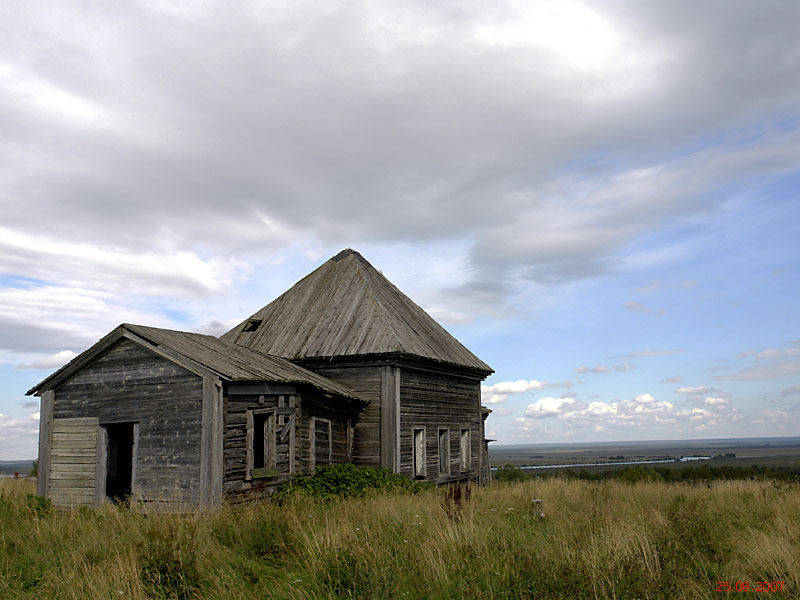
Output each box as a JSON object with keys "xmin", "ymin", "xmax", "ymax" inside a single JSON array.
[
  {"xmin": 660, "ymin": 375, "xmax": 683, "ymax": 384},
  {"xmin": 0, "ymin": 1, "xmax": 799, "ymax": 317},
  {"xmin": 713, "ymin": 359, "xmax": 800, "ymax": 382},
  {"xmin": 0, "ymin": 319, "xmax": 93, "ymax": 354},
  {"xmin": 782, "ymin": 385, "xmax": 800, "ymax": 397},
  {"xmin": 624, "ymin": 302, "xmax": 666, "ymax": 316}
]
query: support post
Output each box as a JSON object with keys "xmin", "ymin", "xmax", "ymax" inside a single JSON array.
[
  {"xmin": 37, "ymin": 390, "xmax": 54, "ymax": 497},
  {"xmin": 200, "ymin": 378, "xmax": 223, "ymax": 509}
]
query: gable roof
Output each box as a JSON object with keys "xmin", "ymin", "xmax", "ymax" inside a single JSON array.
[
  {"xmin": 221, "ymin": 249, "xmax": 493, "ymax": 374},
  {"xmin": 27, "ymin": 323, "xmax": 366, "ymax": 404}
]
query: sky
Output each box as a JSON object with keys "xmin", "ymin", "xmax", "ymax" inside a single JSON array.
[{"xmin": 1, "ymin": 0, "xmax": 799, "ymax": 460}]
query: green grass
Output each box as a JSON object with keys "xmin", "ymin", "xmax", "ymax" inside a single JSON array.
[{"xmin": 1, "ymin": 477, "xmax": 798, "ymax": 599}]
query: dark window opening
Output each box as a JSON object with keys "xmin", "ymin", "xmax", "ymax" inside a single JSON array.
[
  {"xmin": 243, "ymin": 319, "xmax": 262, "ymax": 332},
  {"xmin": 252, "ymin": 413, "xmax": 273, "ymax": 469},
  {"xmin": 105, "ymin": 423, "xmax": 134, "ymax": 502},
  {"xmin": 438, "ymin": 428, "xmax": 450, "ymax": 475}
]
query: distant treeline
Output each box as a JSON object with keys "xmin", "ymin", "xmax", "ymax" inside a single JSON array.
[{"xmin": 494, "ymin": 463, "xmax": 800, "ymax": 483}]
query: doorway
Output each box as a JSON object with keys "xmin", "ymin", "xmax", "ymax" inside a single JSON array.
[{"xmin": 105, "ymin": 423, "xmax": 135, "ymax": 502}]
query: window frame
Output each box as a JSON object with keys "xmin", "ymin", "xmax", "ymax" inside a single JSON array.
[
  {"xmin": 438, "ymin": 428, "xmax": 450, "ymax": 475},
  {"xmin": 460, "ymin": 428, "xmax": 470, "ymax": 472},
  {"xmin": 412, "ymin": 427, "xmax": 426, "ymax": 479},
  {"xmin": 312, "ymin": 416, "xmax": 333, "ymax": 467},
  {"xmin": 246, "ymin": 408, "xmax": 276, "ymax": 480}
]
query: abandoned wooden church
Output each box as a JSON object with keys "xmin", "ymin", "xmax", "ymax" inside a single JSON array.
[{"xmin": 29, "ymin": 249, "xmax": 494, "ymax": 509}]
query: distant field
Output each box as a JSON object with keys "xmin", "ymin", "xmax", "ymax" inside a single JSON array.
[
  {"xmin": 0, "ymin": 460, "xmax": 34, "ymax": 476},
  {"xmin": 489, "ymin": 437, "xmax": 800, "ymax": 472}
]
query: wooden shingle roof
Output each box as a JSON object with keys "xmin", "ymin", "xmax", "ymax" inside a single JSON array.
[
  {"xmin": 221, "ymin": 249, "xmax": 493, "ymax": 374},
  {"xmin": 27, "ymin": 323, "xmax": 365, "ymax": 403}
]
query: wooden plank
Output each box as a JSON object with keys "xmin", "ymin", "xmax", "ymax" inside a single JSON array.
[
  {"xmin": 95, "ymin": 426, "xmax": 107, "ymax": 506},
  {"xmin": 51, "ymin": 425, "xmax": 97, "ymax": 435},
  {"xmin": 37, "ymin": 390, "xmax": 54, "ymax": 497},
  {"xmin": 50, "ymin": 417, "xmax": 98, "ymax": 427},
  {"xmin": 289, "ymin": 395, "xmax": 296, "ymax": 473},
  {"xmin": 200, "ymin": 377, "xmax": 223, "ymax": 509},
  {"xmin": 131, "ymin": 423, "xmax": 139, "ymax": 501},
  {"xmin": 228, "ymin": 384, "xmax": 297, "ymax": 396}
]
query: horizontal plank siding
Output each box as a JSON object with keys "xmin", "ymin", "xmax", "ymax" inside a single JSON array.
[
  {"xmin": 53, "ymin": 339, "xmax": 203, "ymax": 507},
  {"xmin": 399, "ymin": 367, "xmax": 482, "ymax": 484},
  {"xmin": 47, "ymin": 417, "xmax": 98, "ymax": 507}
]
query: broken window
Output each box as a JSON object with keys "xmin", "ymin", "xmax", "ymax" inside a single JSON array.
[
  {"xmin": 246, "ymin": 409, "xmax": 275, "ymax": 479},
  {"xmin": 460, "ymin": 429, "xmax": 470, "ymax": 472},
  {"xmin": 438, "ymin": 428, "xmax": 450, "ymax": 475},
  {"xmin": 313, "ymin": 417, "xmax": 332, "ymax": 467},
  {"xmin": 413, "ymin": 428, "xmax": 425, "ymax": 479}
]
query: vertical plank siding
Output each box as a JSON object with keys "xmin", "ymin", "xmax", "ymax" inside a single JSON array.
[
  {"xmin": 53, "ymin": 340, "xmax": 203, "ymax": 508},
  {"xmin": 301, "ymin": 366, "xmax": 383, "ymax": 468},
  {"xmin": 398, "ymin": 367, "xmax": 483, "ymax": 484}
]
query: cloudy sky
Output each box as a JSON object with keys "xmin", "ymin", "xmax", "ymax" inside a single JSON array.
[{"xmin": 1, "ymin": 0, "xmax": 799, "ymax": 459}]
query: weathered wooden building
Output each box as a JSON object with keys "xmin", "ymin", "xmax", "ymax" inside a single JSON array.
[{"xmin": 29, "ymin": 249, "xmax": 494, "ymax": 509}]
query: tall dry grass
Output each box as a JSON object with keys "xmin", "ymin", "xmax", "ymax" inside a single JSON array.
[{"xmin": 1, "ymin": 477, "xmax": 797, "ymax": 599}]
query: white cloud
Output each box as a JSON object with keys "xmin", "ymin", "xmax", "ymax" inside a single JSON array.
[
  {"xmin": 675, "ymin": 386, "xmax": 714, "ymax": 395},
  {"xmin": 0, "ymin": 227, "xmax": 250, "ymax": 297},
  {"xmin": 523, "ymin": 397, "xmax": 577, "ymax": 418},
  {"xmin": 0, "ymin": 412, "xmax": 40, "ymax": 460},
  {"xmin": 16, "ymin": 350, "xmax": 78, "ymax": 370},
  {"xmin": 481, "ymin": 379, "xmax": 544, "ymax": 404},
  {"xmin": 704, "ymin": 396, "xmax": 730, "ymax": 407},
  {"xmin": 660, "ymin": 375, "xmax": 683, "ymax": 383}
]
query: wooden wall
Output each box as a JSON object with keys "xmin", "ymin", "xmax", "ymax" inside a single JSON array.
[
  {"xmin": 398, "ymin": 367, "xmax": 482, "ymax": 484},
  {"xmin": 299, "ymin": 366, "xmax": 382, "ymax": 468},
  {"xmin": 222, "ymin": 390, "xmax": 353, "ymax": 502},
  {"xmin": 52, "ymin": 340, "xmax": 203, "ymax": 508},
  {"xmin": 223, "ymin": 392, "xmax": 292, "ymax": 501},
  {"xmin": 47, "ymin": 417, "xmax": 98, "ymax": 507}
]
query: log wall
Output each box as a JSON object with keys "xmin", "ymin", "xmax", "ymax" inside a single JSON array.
[{"xmin": 222, "ymin": 390, "xmax": 353, "ymax": 502}]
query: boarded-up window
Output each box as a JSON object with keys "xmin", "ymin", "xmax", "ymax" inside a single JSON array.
[
  {"xmin": 313, "ymin": 417, "xmax": 332, "ymax": 466},
  {"xmin": 438, "ymin": 428, "xmax": 450, "ymax": 475},
  {"xmin": 246, "ymin": 409, "xmax": 276, "ymax": 479},
  {"xmin": 413, "ymin": 428, "xmax": 425, "ymax": 479},
  {"xmin": 460, "ymin": 429, "xmax": 470, "ymax": 472}
]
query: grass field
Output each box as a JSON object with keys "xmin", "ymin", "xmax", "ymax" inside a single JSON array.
[{"xmin": 1, "ymin": 476, "xmax": 798, "ymax": 599}]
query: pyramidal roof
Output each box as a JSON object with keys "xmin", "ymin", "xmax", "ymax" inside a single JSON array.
[{"xmin": 221, "ymin": 249, "xmax": 493, "ymax": 373}]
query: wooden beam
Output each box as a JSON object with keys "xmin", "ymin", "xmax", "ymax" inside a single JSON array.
[
  {"xmin": 200, "ymin": 377, "xmax": 224, "ymax": 509},
  {"xmin": 94, "ymin": 426, "xmax": 107, "ymax": 506},
  {"xmin": 37, "ymin": 390, "xmax": 54, "ymax": 497},
  {"xmin": 288, "ymin": 395, "xmax": 296, "ymax": 474},
  {"xmin": 227, "ymin": 384, "xmax": 297, "ymax": 396}
]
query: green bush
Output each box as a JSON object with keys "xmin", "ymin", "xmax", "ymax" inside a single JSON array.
[
  {"xmin": 276, "ymin": 463, "xmax": 431, "ymax": 500},
  {"xmin": 494, "ymin": 464, "xmax": 528, "ymax": 483}
]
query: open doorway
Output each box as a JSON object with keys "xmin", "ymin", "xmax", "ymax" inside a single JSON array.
[{"xmin": 104, "ymin": 423, "xmax": 135, "ymax": 502}]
